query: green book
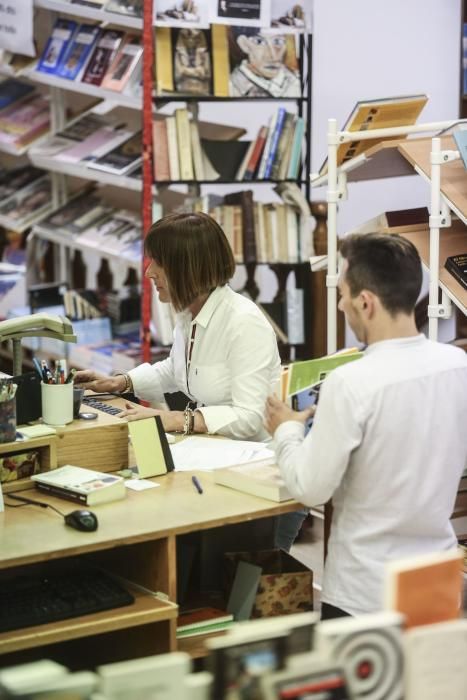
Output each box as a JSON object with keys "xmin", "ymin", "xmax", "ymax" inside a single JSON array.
[{"xmin": 287, "ymin": 351, "xmax": 363, "ymax": 397}]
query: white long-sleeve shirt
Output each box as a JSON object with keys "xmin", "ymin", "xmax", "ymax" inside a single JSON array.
[
  {"xmin": 129, "ymin": 285, "xmax": 281, "ymax": 441},
  {"xmin": 274, "ymin": 335, "xmax": 467, "ymax": 615}
]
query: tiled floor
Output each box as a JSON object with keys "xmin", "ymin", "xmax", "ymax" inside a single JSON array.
[{"xmin": 290, "ymin": 514, "xmax": 467, "ymax": 617}]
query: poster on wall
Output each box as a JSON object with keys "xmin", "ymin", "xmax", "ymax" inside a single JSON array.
[{"xmin": 0, "ymin": 0, "xmax": 34, "ymax": 57}]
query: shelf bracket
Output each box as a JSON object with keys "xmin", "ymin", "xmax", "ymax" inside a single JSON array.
[
  {"xmin": 430, "ymin": 149, "xmax": 459, "ymax": 166},
  {"xmin": 326, "ymin": 273, "xmax": 339, "ymax": 289},
  {"xmin": 429, "ymin": 199, "xmax": 451, "ymax": 229},
  {"xmin": 327, "ymin": 171, "xmax": 347, "ymax": 203},
  {"xmin": 428, "ymin": 296, "xmax": 452, "ymax": 320}
]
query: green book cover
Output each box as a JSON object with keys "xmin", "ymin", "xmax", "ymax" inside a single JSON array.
[{"xmin": 287, "ymin": 351, "xmax": 363, "ymax": 396}]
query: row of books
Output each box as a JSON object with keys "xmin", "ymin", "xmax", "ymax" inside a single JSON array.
[
  {"xmin": 210, "ymin": 199, "xmax": 308, "ymax": 265},
  {"xmin": 0, "ymin": 81, "xmax": 50, "ymax": 153},
  {"xmin": 0, "ymin": 166, "xmax": 52, "ymax": 231},
  {"xmin": 30, "ymin": 111, "xmax": 142, "ymax": 177},
  {"xmin": 237, "ymin": 107, "xmax": 304, "ymax": 181},
  {"xmin": 152, "ymin": 106, "xmax": 303, "ymax": 183},
  {"xmin": 37, "ymin": 20, "xmax": 143, "ymax": 94},
  {"xmin": 155, "ymin": 24, "xmax": 302, "ymax": 98},
  {"xmin": 34, "ymin": 189, "xmax": 143, "ymax": 264}
]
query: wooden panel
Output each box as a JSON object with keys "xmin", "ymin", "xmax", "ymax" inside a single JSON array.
[{"xmin": 0, "ymin": 583, "xmax": 177, "ymax": 655}]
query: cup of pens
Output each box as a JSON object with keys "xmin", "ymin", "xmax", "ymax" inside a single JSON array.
[
  {"xmin": 39, "ymin": 360, "xmax": 75, "ymax": 426},
  {"xmin": 0, "ymin": 381, "xmax": 17, "ymax": 443}
]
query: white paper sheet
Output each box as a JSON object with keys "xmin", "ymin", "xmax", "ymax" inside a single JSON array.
[
  {"xmin": 170, "ymin": 436, "xmax": 274, "ymax": 472},
  {"xmin": 0, "ymin": 0, "xmax": 35, "ymax": 57}
]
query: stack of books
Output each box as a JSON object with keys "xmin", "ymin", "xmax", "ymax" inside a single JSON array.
[
  {"xmin": 30, "ymin": 111, "xmax": 142, "ymax": 178},
  {"xmin": 36, "ymin": 19, "xmax": 143, "ymax": 96},
  {"xmin": 176, "ymin": 607, "xmax": 234, "ymax": 639},
  {"xmin": 0, "ymin": 171, "xmax": 52, "ymax": 231},
  {"xmin": 0, "ymin": 84, "xmax": 51, "ymax": 153}
]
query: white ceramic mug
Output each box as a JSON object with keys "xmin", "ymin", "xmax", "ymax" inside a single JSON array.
[{"xmin": 41, "ymin": 382, "xmax": 73, "ymax": 426}]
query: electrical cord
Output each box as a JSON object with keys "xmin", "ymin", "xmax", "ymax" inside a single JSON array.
[{"xmin": 5, "ymin": 493, "xmax": 66, "ymax": 518}]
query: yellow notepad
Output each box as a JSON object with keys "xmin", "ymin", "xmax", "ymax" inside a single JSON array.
[{"xmin": 128, "ymin": 418, "xmax": 168, "ymax": 478}]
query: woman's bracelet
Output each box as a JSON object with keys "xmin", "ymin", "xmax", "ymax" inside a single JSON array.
[
  {"xmin": 183, "ymin": 405, "xmax": 195, "ymax": 435},
  {"xmin": 115, "ymin": 373, "xmax": 133, "ymax": 394}
]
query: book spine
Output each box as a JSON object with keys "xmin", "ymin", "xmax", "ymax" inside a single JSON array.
[
  {"xmin": 153, "ymin": 119, "xmax": 170, "ymax": 181},
  {"xmin": 155, "ymin": 27, "xmax": 173, "ymax": 93},
  {"xmin": 257, "ymin": 111, "xmax": 278, "ymax": 179},
  {"xmin": 175, "ymin": 109, "xmax": 194, "ymax": 180},
  {"xmin": 244, "ymin": 126, "xmax": 268, "ymax": 181},
  {"xmin": 263, "ymin": 108, "xmax": 287, "ymax": 179},
  {"xmin": 190, "ymin": 121, "xmax": 205, "ymax": 180},
  {"xmin": 235, "ymin": 139, "xmax": 256, "ymax": 181},
  {"xmin": 35, "ymin": 481, "xmax": 88, "ymax": 505},
  {"xmin": 287, "ymin": 117, "xmax": 305, "ymax": 179},
  {"xmin": 165, "ymin": 115, "xmax": 180, "ymax": 180},
  {"xmin": 211, "ymin": 24, "xmax": 229, "ymax": 97},
  {"xmin": 270, "ymin": 112, "xmax": 294, "ymax": 180}
]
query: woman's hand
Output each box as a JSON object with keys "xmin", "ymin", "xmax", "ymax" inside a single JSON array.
[
  {"xmin": 119, "ymin": 403, "xmax": 185, "ymax": 432},
  {"xmin": 264, "ymin": 395, "xmax": 315, "ymax": 436},
  {"xmin": 73, "ymin": 370, "xmax": 125, "ymax": 394}
]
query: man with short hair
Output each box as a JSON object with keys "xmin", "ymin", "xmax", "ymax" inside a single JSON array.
[{"xmin": 265, "ymin": 232, "xmax": 467, "ymax": 619}]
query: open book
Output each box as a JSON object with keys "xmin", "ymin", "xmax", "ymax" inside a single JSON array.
[{"xmin": 318, "ymin": 93, "xmax": 428, "ymax": 176}]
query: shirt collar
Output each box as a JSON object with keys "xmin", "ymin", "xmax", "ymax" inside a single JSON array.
[
  {"xmin": 364, "ymin": 334, "xmax": 426, "ymax": 355},
  {"xmin": 178, "ymin": 286, "xmax": 228, "ymax": 329}
]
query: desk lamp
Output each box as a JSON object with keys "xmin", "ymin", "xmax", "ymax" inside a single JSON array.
[{"xmin": 0, "ymin": 314, "xmax": 77, "ymax": 376}]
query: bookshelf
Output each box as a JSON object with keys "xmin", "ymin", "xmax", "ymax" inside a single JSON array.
[
  {"xmin": 0, "ymin": 2, "xmax": 314, "ymax": 363},
  {"xmin": 311, "ymin": 119, "xmax": 466, "ymax": 352}
]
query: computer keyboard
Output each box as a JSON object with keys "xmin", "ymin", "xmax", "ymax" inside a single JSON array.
[
  {"xmin": 82, "ymin": 397, "xmax": 123, "ymax": 415},
  {"xmin": 0, "ymin": 569, "xmax": 134, "ymax": 633}
]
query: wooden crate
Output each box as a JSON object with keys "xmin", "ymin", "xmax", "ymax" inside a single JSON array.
[{"xmin": 0, "ymin": 435, "xmax": 57, "ymax": 494}]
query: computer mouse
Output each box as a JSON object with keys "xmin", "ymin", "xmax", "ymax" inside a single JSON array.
[{"xmin": 64, "ymin": 509, "xmax": 98, "ymax": 532}]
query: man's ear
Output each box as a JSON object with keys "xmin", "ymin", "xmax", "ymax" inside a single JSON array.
[{"xmin": 360, "ymin": 290, "xmax": 375, "ymax": 316}]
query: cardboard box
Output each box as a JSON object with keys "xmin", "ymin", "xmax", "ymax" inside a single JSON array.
[{"xmin": 224, "ymin": 549, "xmax": 313, "ymax": 618}]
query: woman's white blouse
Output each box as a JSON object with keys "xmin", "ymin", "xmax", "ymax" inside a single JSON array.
[{"xmin": 128, "ymin": 286, "xmax": 281, "ymax": 441}]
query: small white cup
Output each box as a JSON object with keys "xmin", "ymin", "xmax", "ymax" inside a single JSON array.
[{"xmin": 41, "ymin": 382, "xmax": 73, "ymax": 426}]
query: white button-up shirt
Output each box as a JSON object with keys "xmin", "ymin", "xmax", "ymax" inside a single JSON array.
[
  {"xmin": 129, "ymin": 285, "xmax": 281, "ymax": 441},
  {"xmin": 274, "ymin": 335, "xmax": 467, "ymax": 615}
]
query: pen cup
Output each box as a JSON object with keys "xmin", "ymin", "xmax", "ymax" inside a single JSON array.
[
  {"xmin": 41, "ymin": 382, "xmax": 74, "ymax": 426},
  {"xmin": 0, "ymin": 396, "xmax": 16, "ymax": 443},
  {"xmin": 73, "ymin": 387, "xmax": 84, "ymax": 419}
]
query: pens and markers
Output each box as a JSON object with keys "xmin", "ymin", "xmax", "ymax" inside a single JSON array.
[
  {"xmin": 33, "ymin": 358, "xmax": 74, "ymax": 385},
  {"xmin": 191, "ymin": 475, "xmax": 203, "ymax": 494}
]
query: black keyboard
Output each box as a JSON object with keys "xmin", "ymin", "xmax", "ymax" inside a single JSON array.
[
  {"xmin": 82, "ymin": 397, "xmax": 123, "ymax": 415},
  {"xmin": 0, "ymin": 569, "xmax": 134, "ymax": 633}
]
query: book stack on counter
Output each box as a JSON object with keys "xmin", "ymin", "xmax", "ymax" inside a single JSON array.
[
  {"xmin": 29, "ymin": 111, "xmax": 142, "ymax": 179},
  {"xmin": 35, "ymin": 19, "xmax": 143, "ymax": 98},
  {"xmin": 31, "ymin": 465, "xmax": 126, "ymax": 506},
  {"xmin": 0, "ymin": 79, "xmax": 51, "ymax": 153}
]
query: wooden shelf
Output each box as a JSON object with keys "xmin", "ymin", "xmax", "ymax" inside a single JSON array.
[
  {"xmin": 177, "ymin": 629, "xmax": 229, "ymax": 659},
  {"xmin": 399, "ymin": 222, "xmax": 467, "ymax": 317},
  {"xmin": 398, "ymin": 136, "xmax": 467, "ymax": 226},
  {"xmin": 0, "ymin": 583, "xmax": 177, "ymax": 655},
  {"xmin": 0, "ymin": 434, "xmax": 58, "ymax": 495}
]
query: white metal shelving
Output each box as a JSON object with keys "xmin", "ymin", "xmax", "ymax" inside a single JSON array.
[
  {"xmin": 311, "ymin": 118, "xmax": 466, "ymax": 352},
  {"xmin": 28, "ymin": 152, "xmax": 143, "ymax": 191},
  {"xmin": 34, "ymin": 0, "xmax": 143, "ymax": 30}
]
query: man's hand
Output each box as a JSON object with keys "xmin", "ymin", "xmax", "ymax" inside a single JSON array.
[
  {"xmin": 74, "ymin": 370, "xmax": 125, "ymax": 394},
  {"xmin": 264, "ymin": 395, "xmax": 315, "ymax": 436},
  {"xmin": 119, "ymin": 403, "xmax": 184, "ymax": 432}
]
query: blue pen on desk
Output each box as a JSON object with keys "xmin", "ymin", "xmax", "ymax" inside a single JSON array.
[{"xmin": 191, "ymin": 475, "xmax": 203, "ymax": 494}]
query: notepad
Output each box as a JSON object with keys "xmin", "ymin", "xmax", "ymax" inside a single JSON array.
[{"xmin": 128, "ymin": 416, "xmax": 174, "ymax": 478}]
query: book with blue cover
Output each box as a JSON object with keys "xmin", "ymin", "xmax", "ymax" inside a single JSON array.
[
  {"xmin": 57, "ymin": 24, "xmax": 101, "ymax": 81},
  {"xmin": 0, "ymin": 79, "xmax": 35, "ymax": 110},
  {"xmin": 37, "ymin": 19, "xmax": 78, "ymax": 75}
]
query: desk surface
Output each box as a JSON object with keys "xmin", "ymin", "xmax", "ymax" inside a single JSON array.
[{"xmin": 0, "ymin": 471, "xmax": 298, "ymax": 570}]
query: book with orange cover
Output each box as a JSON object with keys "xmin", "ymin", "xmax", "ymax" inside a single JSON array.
[
  {"xmin": 176, "ymin": 607, "xmax": 233, "ymax": 637},
  {"xmin": 384, "ymin": 549, "xmax": 464, "ymax": 629},
  {"xmin": 101, "ymin": 34, "xmax": 143, "ymax": 92}
]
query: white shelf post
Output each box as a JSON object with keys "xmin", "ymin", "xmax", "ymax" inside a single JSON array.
[{"xmin": 326, "ymin": 119, "xmax": 339, "ymax": 354}]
